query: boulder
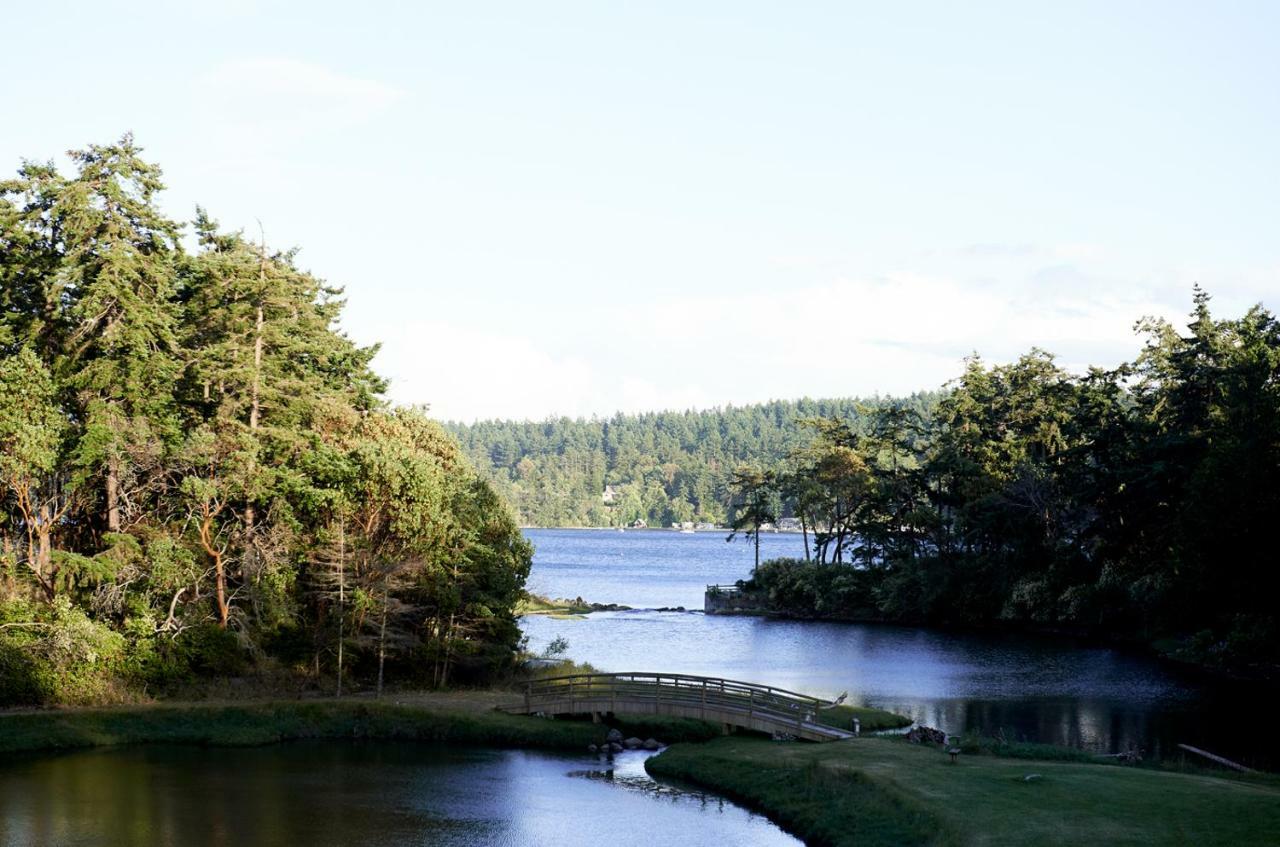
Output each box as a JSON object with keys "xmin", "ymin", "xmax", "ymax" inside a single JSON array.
[
  {"xmin": 624, "ymin": 737, "xmax": 643, "ymax": 750},
  {"xmin": 905, "ymin": 725, "xmax": 947, "ymax": 746},
  {"xmin": 609, "ymin": 742, "xmax": 623, "ymax": 753},
  {"xmin": 588, "ymin": 744, "xmax": 598, "ymax": 754},
  {"xmin": 606, "ymin": 729, "xmax": 623, "ymax": 743},
  {"xmin": 642, "ymin": 738, "xmax": 661, "ymax": 750}
]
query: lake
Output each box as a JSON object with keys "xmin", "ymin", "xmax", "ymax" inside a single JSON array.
[
  {"xmin": 0, "ymin": 743, "xmax": 797, "ymax": 847},
  {"xmin": 522, "ymin": 528, "xmax": 1279, "ymax": 769}
]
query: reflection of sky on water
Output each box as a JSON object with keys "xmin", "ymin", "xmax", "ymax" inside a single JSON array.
[
  {"xmin": 523, "ymin": 529, "xmax": 1280, "ymax": 768},
  {"xmin": 0, "ymin": 744, "xmax": 797, "ymax": 847}
]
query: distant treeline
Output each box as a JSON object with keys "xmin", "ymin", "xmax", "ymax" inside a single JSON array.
[
  {"xmin": 0, "ymin": 137, "xmax": 531, "ymax": 706},
  {"xmin": 446, "ymin": 395, "xmax": 941, "ymax": 527},
  {"xmin": 729, "ymin": 292, "xmax": 1277, "ymax": 672},
  {"xmin": 455, "ymin": 293, "xmax": 1280, "ymax": 672}
]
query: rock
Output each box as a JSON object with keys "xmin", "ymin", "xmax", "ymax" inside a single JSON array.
[
  {"xmin": 643, "ymin": 738, "xmax": 661, "ymax": 750},
  {"xmin": 624, "ymin": 737, "xmax": 643, "ymax": 750},
  {"xmin": 609, "ymin": 742, "xmax": 623, "ymax": 753},
  {"xmin": 588, "ymin": 744, "xmax": 598, "ymax": 754},
  {"xmin": 905, "ymin": 725, "xmax": 947, "ymax": 746},
  {"xmin": 606, "ymin": 729, "xmax": 623, "ymax": 743}
]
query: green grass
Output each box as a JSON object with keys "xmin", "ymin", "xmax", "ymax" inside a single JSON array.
[
  {"xmin": 0, "ymin": 700, "xmax": 606, "ymax": 755},
  {"xmin": 0, "ymin": 693, "xmax": 727, "ymax": 756},
  {"xmin": 646, "ymin": 735, "xmax": 1280, "ymax": 847},
  {"xmin": 13, "ymin": 697, "xmax": 1275, "ymax": 846},
  {"xmin": 516, "ymin": 593, "xmax": 594, "ymax": 617},
  {"xmin": 815, "ymin": 703, "xmax": 913, "ymax": 732}
]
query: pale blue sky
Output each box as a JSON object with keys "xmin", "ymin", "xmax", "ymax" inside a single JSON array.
[{"xmin": 4, "ymin": 2, "xmax": 1277, "ymax": 420}]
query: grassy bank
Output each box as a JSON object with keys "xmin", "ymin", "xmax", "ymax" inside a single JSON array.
[
  {"xmin": 14, "ymin": 696, "xmax": 1274, "ymax": 846},
  {"xmin": 646, "ymin": 736, "xmax": 1280, "ymax": 847},
  {"xmin": 0, "ymin": 692, "xmax": 721, "ymax": 757},
  {"xmin": 815, "ymin": 703, "xmax": 911, "ymax": 732}
]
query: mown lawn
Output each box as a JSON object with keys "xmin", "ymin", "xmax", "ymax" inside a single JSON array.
[
  {"xmin": 0, "ymin": 693, "xmax": 723, "ymax": 756},
  {"xmin": 648, "ymin": 735, "xmax": 1280, "ymax": 847}
]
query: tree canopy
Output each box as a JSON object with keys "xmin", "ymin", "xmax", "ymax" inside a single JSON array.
[{"xmin": 0, "ymin": 136, "xmax": 531, "ymax": 705}]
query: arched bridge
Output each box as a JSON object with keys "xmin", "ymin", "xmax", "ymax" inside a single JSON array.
[{"xmin": 507, "ymin": 672, "xmax": 853, "ymax": 742}]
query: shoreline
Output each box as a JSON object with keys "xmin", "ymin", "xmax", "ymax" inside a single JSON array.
[
  {"xmin": 4, "ymin": 697, "xmax": 1277, "ymax": 846},
  {"xmin": 5, "ymin": 696, "xmax": 1274, "ymax": 847}
]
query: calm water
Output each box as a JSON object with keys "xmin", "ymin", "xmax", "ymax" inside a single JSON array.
[
  {"xmin": 523, "ymin": 528, "xmax": 1280, "ymax": 768},
  {"xmin": 0, "ymin": 743, "xmax": 797, "ymax": 847}
]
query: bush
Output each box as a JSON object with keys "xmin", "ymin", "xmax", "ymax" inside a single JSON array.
[{"xmin": 0, "ymin": 597, "xmax": 130, "ymax": 705}]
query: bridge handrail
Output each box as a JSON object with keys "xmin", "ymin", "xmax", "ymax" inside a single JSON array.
[
  {"xmin": 521, "ymin": 671, "xmax": 832, "ymax": 726},
  {"xmin": 705, "ymin": 583, "xmax": 742, "ymax": 593}
]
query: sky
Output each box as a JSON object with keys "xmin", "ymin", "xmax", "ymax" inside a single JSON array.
[{"xmin": 3, "ymin": 1, "xmax": 1277, "ymax": 422}]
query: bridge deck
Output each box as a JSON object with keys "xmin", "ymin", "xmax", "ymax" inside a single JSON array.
[{"xmin": 505, "ymin": 671, "xmax": 853, "ymax": 742}]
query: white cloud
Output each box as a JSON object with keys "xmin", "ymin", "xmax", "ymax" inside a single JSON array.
[
  {"xmin": 191, "ymin": 58, "xmax": 404, "ymax": 145},
  {"xmin": 378, "ymin": 250, "xmax": 1205, "ymax": 422},
  {"xmin": 377, "ymin": 320, "xmax": 599, "ymax": 422}
]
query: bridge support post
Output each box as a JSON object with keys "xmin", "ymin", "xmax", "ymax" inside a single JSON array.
[
  {"xmin": 722, "ymin": 723, "xmax": 732, "ymax": 736},
  {"xmin": 524, "ymin": 683, "xmax": 530, "ymax": 714},
  {"xmin": 592, "ymin": 711, "xmax": 602, "ymax": 724}
]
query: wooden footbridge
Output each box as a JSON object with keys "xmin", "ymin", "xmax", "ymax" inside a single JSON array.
[{"xmin": 506, "ymin": 672, "xmax": 854, "ymax": 742}]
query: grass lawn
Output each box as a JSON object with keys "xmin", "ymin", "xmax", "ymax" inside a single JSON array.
[
  {"xmin": 9, "ymin": 694, "xmax": 1275, "ymax": 847},
  {"xmin": 0, "ymin": 692, "xmax": 720, "ymax": 756},
  {"xmin": 815, "ymin": 703, "xmax": 912, "ymax": 732},
  {"xmin": 647, "ymin": 735, "xmax": 1280, "ymax": 847}
]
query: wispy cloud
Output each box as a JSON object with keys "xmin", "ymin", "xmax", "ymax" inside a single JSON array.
[
  {"xmin": 375, "ymin": 247, "xmax": 1203, "ymax": 422},
  {"xmin": 192, "ymin": 57, "xmax": 404, "ymax": 145}
]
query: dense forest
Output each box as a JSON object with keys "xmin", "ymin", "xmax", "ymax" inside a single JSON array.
[
  {"xmin": 447, "ymin": 396, "xmax": 940, "ymax": 527},
  {"xmin": 0, "ymin": 137, "xmax": 532, "ymax": 705},
  {"xmin": 455, "ymin": 294, "xmax": 1279, "ymax": 672},
  {"xmin": 726, "ymin": 293, "xmax": 1278, "ymax": 672}
]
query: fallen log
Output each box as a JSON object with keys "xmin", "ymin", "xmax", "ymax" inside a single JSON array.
[{"xmin": 1176, "ymin": 743, "xmax": 1255, "ymax": 773}]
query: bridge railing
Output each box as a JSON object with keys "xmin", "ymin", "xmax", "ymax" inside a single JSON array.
[
  {"xmin": 705, "ymin": 584, "xmax": 742, "ymax": 595},
  {"xmin": 521, "ymin": 671, "xmax": 830, "ymax": 732}
]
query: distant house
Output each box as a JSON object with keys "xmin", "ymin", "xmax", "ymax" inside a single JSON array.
[
  {"xmin": 778, "ymin": 517, "xmax": 802, "ymax": 532},
  {"xmin": 631, "ymin": 519, "xmax": 647, "ymax": 529},
  {"xmin": 602, "ymin": 485, "xmax": 618, "ymax": 504}
]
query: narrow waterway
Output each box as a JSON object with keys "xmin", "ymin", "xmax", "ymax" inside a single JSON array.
[
  {"xmin": 0, "ymin": 743, "xmax": 798, "ymax": 847},
  {"xmin": 522, "ymin": 528, "xmax": 1279, "ymax": 769}
]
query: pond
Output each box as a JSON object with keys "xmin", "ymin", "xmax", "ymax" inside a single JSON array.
[
  {"xmin": 0, "ymin": 743, "xmax": 798, "ymax": 847},
  {"xmin": 522, "ymin": 528, "xmax": 1280, "ymax": 769}
]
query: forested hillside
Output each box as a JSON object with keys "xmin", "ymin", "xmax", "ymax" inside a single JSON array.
[
  {"xmin": 0, "ymin": 137, "xmax": 531, "ymax": 705},
  {"xmin": 452, "ymin": 293, "xmax": 1280, "ymax": 672},
  {"xmin": 727, "ymin": 292, "xmax": 1280, "ymax": 671},
  {"xmin": 447, "ymin": 396, "xmax": 941, "ymax": 527}
]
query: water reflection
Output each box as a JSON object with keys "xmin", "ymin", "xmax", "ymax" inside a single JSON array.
[
  {"xmin": 523, "ymin": 529, "xmax": 1280, "ymax": 769},
  {"xmin": 0, "ymin": 744, "xmax": 798, "ymax": 847}
]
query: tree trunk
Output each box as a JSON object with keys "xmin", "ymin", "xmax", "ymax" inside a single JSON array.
[
  {"xmin": 106, "ymin": 455, "xmax": 121, "ymax": 533},
  {"xmin": 336, "ymin": 518, "xmax": 345, "ymax": 698},
  {"xmin": 37, "ymin": 503, "xmax": 54, "ymax": 599},
  {"xmin": 801, "ymin": 514, "xmax": 811, "ymax": 562},
  {"xmin": 376, "ymin": 587, "xmax": 388, "ymax": 699},
  {"xmin": 753, "ymin": 525, "xmax": 760, "ymax": 576},
  {"xmin": 441, "ymin": 610, "xmax": 455, "ymax": 689},
  {"xmin": 244, "ymin": 247, "xmax": 266, "ymax": 540},
  {"xmin": 200, "ymin": 515, "xmax": 230, "ymax": 628}
]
